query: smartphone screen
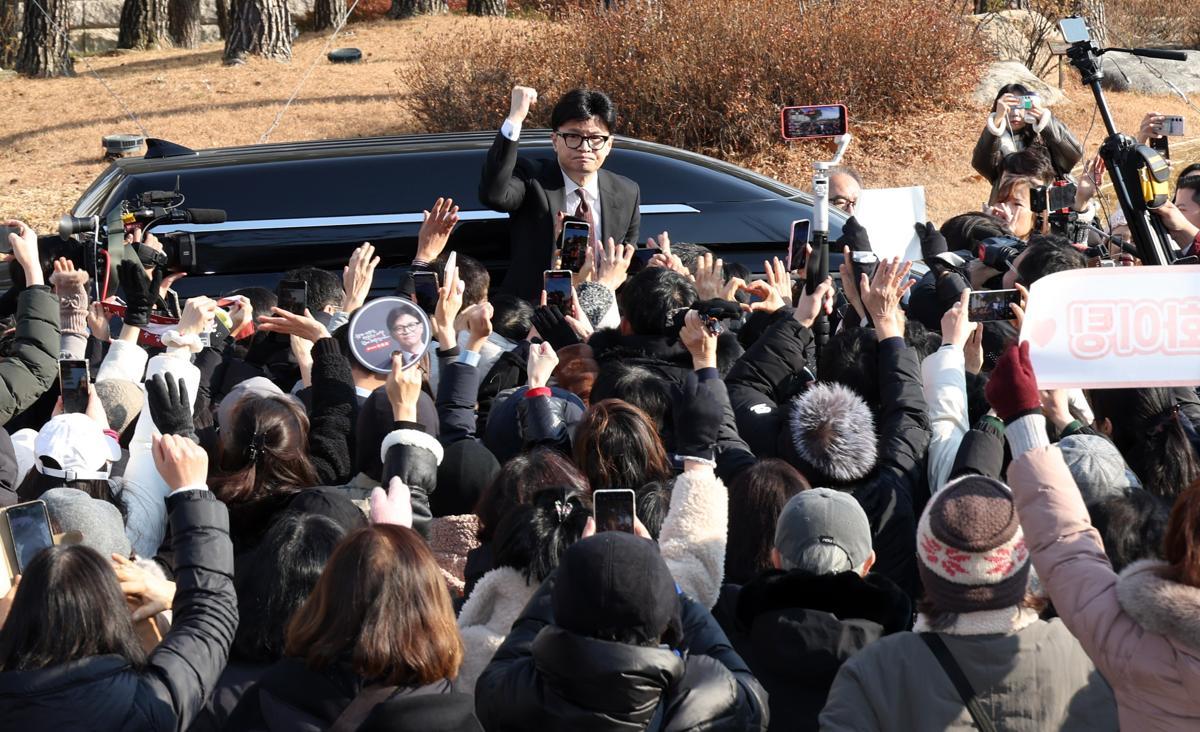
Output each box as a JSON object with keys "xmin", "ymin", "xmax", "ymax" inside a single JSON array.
[
  {"xmin": 1163, "ymin": 116, "xmax": 1185, "ymax": 136},
  {"xmin": 544, "ymin": 270, "xmax": 573, "ymax": 312},
  {"xmin": 593, "ymin": 489, "xmax": 636, "ymax": 533},
  {"xmin": 1150, "ymin": 135, "xmax": 1170, "ymax": 159},
  {"xmin": 968, "ymin": 289, "xmax": 1021, "ymax": 322},
  {"xmin": 788, "ymin": 219, "xmax": 811, "ymax": 271},
  {"xmin": 781, "ymin": 104, "xmax": 849, "ymax": 140},
  {"xmin": 560, "ymin": 222, "xmax": 591, "ymax": 273},
  {"xmin": 59, "ymin": 360, "xmax": 89, "ymax": 414},
  {"xmin": 413, "ymin": 271, "xmax": 439, "ymax": 315},
  {"xmin": 5, "ymin": 501, "xmax": 53, "ymax": 574},
  {"xmin": 1046, "ymin": 182, "xmax": 1077, "ymax": 211},
  {"xmin": 1059, "ymin": 16, "xmax": 1090, "ymax": 43},
  {"xmin": 276, "ymin": 279, "xmax": 308, "ymax": 315}
]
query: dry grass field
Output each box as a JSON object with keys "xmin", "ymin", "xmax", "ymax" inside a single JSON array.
[{"xmin": 1, "ymin": 15, "xmax": 1197, "ymax": 233}]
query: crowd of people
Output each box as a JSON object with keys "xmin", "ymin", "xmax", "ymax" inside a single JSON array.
[{"xmin": 0, "ymin": 83, "xmax": 1196, "ymax": 731}]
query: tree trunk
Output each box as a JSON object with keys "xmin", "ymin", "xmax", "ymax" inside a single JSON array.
[
  {"xmin": 223, "ymin": 0, "xmax": 292, "ymax": 63},
  {"xmin": 312, "ymin": 0, "xmax": 345, "ymax": 31},
  {"xmin": 0, "ymin": 0, "xmax": 21, "ymax": 69},
  {"xmin": 216, "ymin": 0, "xmax": 230, "ymax": 38},
  {"xmin": 169, "ymin": 0, "xmax": 202, "ymax": 47},
  {"xmin": 119, "ymin": 0, "xmax": 171, "ymax": 49},
  {"xmin": 15, "ymin": 0, "xmax": 73, "ymax": 77},
  {"xmin": 467, "ymin": 0, "xmax": 505, "ymax": 15},
  {"xmin": 387, "ymin": 0, "xmax": 446, "ymax": 20}
]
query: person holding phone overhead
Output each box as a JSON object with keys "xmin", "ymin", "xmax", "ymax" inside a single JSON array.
[
  {"xmin": 479, "ymin": 86, "xmax": 641, "ymax": 302},
  {"xmin": 972, "ymin": 83, "xmax": 1082, "ymax": 199}
]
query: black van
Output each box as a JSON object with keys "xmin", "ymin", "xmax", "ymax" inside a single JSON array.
[{"xmin": 66, "ymin": 130, "xmax": 846, "ymax": 297}]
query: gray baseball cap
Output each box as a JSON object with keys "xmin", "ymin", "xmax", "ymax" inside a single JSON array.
[{"xmin": 774, "ymin": 488, "xmax": 872, "ymax": 574}]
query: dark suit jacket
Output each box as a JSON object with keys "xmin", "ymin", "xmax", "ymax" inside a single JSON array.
[{"xmin": 478, "ymin": 131, "xmax": 641, "ymax": 302}]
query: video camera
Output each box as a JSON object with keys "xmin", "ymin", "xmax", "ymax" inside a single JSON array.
[
  {"xmin": 58, "ymin": 185, "xmax": 225, "ymax": 274},
  {"xmin": 977, "ymin": 235, "xmax": 1027, "ymax": 272}
]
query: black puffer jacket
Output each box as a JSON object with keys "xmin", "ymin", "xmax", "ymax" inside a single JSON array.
[
  {"xmin": 0, "ymin": 285, "xmax": 60, "ymax": 427},
  {"xmin": 225, "ymin": 658, "xmax": 481, "ymax": 732},
  {"xmin": 0, "ymin": 491, "xmax": 237, "ymax": 731},
  {"xmin": 380, "ymin": 424, "xmax": 441, "ymax": 538},
  {"xmin": 714, "ymin": 570, "xmax": 910, "ymax": 732},
  {"xmin": 475, "ymin": 574, "xmax": 769, "ymax": 732},
  {"xmin": 726, "ymin": 319, "xmax": 930, "ymax": 597}
]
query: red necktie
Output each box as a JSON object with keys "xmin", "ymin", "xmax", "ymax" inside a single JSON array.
[{"xmin": 574, "ymin": 192, "xmax": 599, "ymax": 248}]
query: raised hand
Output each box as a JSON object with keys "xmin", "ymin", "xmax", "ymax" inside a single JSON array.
[
  {"xmin": 508, "ymin": 86, "xmax": 538, "ymax": 125},
  {"xmin": 527, "ymin": 341, "xmax": 559, "ymax": 389},
  {"xmin": 860, "ymin": 257, "xmax": 913, "ymax": 339},
  {"xmin": 416, "ymin": 198, "xmax": 460, "ymax": 263},
  {"xmin": 152, "ymin": 433, "xmax": 209, "ymax": 491},
  {"xmin": 342, "ymin": 242, "xmax": 380, "ymax": 314}
]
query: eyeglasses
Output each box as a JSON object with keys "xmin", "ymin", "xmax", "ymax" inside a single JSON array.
[
  {"xmin": 831, "ymin": 196, "xmax": 858, "ymax": 211},
  {"xmin": 392, "ymin": 322, "xmax": 422, "ymax": 335},
  {"xmin": 555, "ymin": 131, "xmax": 611, "ymax": 150}
]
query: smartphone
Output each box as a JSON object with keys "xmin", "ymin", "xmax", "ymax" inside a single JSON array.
[
  {"xmin": 1059, "ymin": 16, "xmax": 1091, "ymax": 43},
  {"xmin": 4, "ymin": 500, "xmax": 54, "ymax": 574},
  {"xmin": 1150, "ymin": 135, "xmax": 1170, "ymax": 160},
  {"xmin": 412, "ymin": 271, "xmax": 439, "ymax": 315},
  {"xmin": 593, "ymin": 488, "xmax": 636, "ymax": 534},
  {"xmin": 1162, "ymin": 115, "xmax": 1185, "ymax": 136},
  {"xmin": 276, "ymin": 279, "xmax": 307, "ymax": 315},
  {"xmin": 560, "ymin": 222, "xmax": 591, "ymax": 273},
  {"xmin": 850, "ymin": 251, "xmax": 879, "ymax": 284},
  {"xmin": 59, "ymin": 359, "xmax": 90, "ymax": 414},
  {"xmin": 544, "ymin": 269, "xmax": 573, "ymax": 312},
  {"xmin": 787, "ymin": 219, "xmax": 811, "ymax": 271},
  {"xmin": 1031, "ymin": 181, "xmax": 1077, "ymax": 213},
  {"xmin": 968, "ymin": 289, "xmax": 1021, "ymax": 322},
  {"xmin": 781, "ymin": 104, "xmax": 849, "ymax": 140},
  {"xmin": 0, "ymin": 225, "xmax": 17, "ymax": 254}
]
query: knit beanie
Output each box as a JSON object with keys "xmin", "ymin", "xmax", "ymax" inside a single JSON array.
[
  {"xmin": 42, "ymin": 487, "xmax": 132, "ymax": 558},
  {"xmin": 917, "ymin": 475, "xmax": 1030, "ymax": 614},
  {"xmin": 784, "ymin": 382, "xmax": 877, "ymax": 486},
  {"xmin": 94, "ymin": 379, "xmax": 143, "ymax": 436}
]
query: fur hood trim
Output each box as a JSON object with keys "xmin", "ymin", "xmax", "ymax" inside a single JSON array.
[
  {"xmin": 379, "ymin": 427, "xmax": 444, "ymax": 466},
  {"xmin": 458, "ymin": 566, "xmax": 537, "ymax": 632},
  {"xmin": 913, "ymin": 605, "xmax": 1040, "ymax": 636},
  {"xmin": 786, "ymin": 382, "xmax": 877, "ymax": 484},
  {"xmin": 1118, "ymin": 559, "xmax": 1200, "ymax": 651}
]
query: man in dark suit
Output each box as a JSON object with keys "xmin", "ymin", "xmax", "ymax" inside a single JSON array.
[{"xmin": 479, "ymin": 86, "xmax": 641, "ymax": 303}]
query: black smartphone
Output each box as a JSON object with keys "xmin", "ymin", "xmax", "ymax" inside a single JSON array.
[
  {"xmin": 780, "ymin": 104, "xmax": 849, "ymax": 140},
  {"xmin": 276, "ymin": 279, "xmax": 308, "ymax": 315},
  {"xmin": 1150, "ymin": 135, "xmax": 1170, "ymax": 160},
  {"xmin": 4, "ymin": 500, "xmax": 54, "ymax": 574},
  {"xmin": 788, "ymin": 219, "xmax": 811, "ymax": 271},
  {"xmin": 850, "ymin": 251, "xmax": 879, "ymax": 285},
  {"xmin": 0, "ymin": 225, "xmax": 18, "ymax": 255},
  {"xmin": 968, "ymin": 289, "xmax": 1021, "ymax": 322},
  {"xmin": 593, "ymin": 488, "xmax": 636, "ymax": 533},
  {"xmin": 544, "ymin": 269, "xmax": 573, "ymax": 312},
  {"xmin": 560, "ymin": 222, "xmax": 591, "ymax": 273},
  {"xmin": 412, "ymin": 271, "xmax": 439, "ymax": 315},
  {"xmin": 59, "ymin": 359, "xmax": 90, "ymax": 414}
]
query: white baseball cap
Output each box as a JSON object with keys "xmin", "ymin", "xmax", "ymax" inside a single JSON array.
[{"xmin": 34, "ymin": 414, "xmax": 121, "ymax": 482}]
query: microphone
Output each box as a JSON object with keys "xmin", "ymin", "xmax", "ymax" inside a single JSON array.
[
  {"xmin": 1127, "ymin": 48, "xmax": 1189, "ymax": 61},
  {"xmin": 171, "ymin": 208, "xmax": 226, "ymax": 224}
]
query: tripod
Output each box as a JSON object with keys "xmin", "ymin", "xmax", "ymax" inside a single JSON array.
[{"xmin": 1062, "ymin": 21, "xmax": 1186, "ymax": 266}]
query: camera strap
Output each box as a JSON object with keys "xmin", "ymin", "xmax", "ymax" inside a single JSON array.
[{"xmin": 133, "ymin": 243, "xmax": 168, "ymax": 270}]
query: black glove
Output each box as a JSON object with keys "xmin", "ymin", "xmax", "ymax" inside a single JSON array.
[
  {"xmin": 118, "ymin": 259, "xmax": 161, "ymax": 327},
  {"xmin": 916, "ymin": 221, "xmax": 948, "ymax": 260},
  {"xmin": 531, "ymin": 305, "xmax": 582, "ymax": 351},
  {"xmin": 146, "ymin": 372, "xmax": 196, "ymax": 441},
  {"xmin": 671, "ymin": 371, "xmax": 723, "ymax": 463},
  {"xmin": 835, "ymin": 216, "xmax": 872, "ymax": 253}
]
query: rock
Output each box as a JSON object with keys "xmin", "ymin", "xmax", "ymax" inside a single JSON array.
[
  {"xmin": 1099, "ymin": 50, "xmax": 1200, "ymax": 96},
  {"xmin": 965, "ymin": 10, "xmax": 1065, "ymax": 72},
  {"xmin": 974, "ymin": 60, "xmax": 1067, "ymax": 107}
]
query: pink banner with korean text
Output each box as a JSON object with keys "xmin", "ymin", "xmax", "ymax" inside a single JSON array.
[{"xmin": 1020, "ymin": 266, "xmax": 1200, "ymax": 389}]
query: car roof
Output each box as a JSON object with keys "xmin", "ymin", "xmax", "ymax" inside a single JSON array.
[{"xmin": 111, "ymin": 130, "xmax": 804, "ymax": 198}]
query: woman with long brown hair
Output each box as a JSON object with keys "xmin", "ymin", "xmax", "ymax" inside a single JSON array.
[{"xmin": 226, "ymin": 524, "xmax": 480, "ymax": 731}]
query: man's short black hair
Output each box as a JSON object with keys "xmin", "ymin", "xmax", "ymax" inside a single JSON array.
[
  {"xmin": 490, "ymin": 293, "xmax": 533, "ymax": 342},
  {"xmin": 282, "ymin": 266, "xmax": 343, "ymax": 313},
  {"xmin": 551, "ymin": 89, "xmax": 617, "ymax": 133},
  {"xmin": 940, "ymin": 212, "xmax": 1011, "ymax": 251},
  {"xmin": 618, "ymin": 266, "xmax": 696, "ymax": 336},
  {"xmin": 1176, "ymin": 175, "xmax": 1200, "ymax": 207},
  {"xmin": 1015, "ymin": 234, "xmax": 1086, "ymax": 287},
  {"xmin": 432, "ymin": 253, "xmax": 490, "ymax": 307}
]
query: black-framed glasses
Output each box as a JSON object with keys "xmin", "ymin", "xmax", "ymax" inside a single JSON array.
[
  {"xmin": 555, "ymin": 131, "xmax": 610, "ymax": 150},
  {"xmin": 392, "ymin": 322, "xmax": 422, "ymax": 335},
  {"xmin": 831, "ymin": 195, "xmax": 858, "ymax": 211}
]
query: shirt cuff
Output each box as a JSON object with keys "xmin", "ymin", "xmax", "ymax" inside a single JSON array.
[
  {"xmin": 457, "ymin": 349, "xmax": 481, "ymax": 368},
  {"xmin": 173, "ymin": 484, "xmax": 209, "ymax": 494},
  {"xmin": 1006, "ymin": 414, "xmax": 1050, "ymax": 457},
  {"xmin": 695, "ymin": 367, "xmax": 720, "ymax": 382},
  {"xmin": 678, "ymin": 455, "xmax": 717, "ymax": 468},
  {"xmin": 500, "ymin": 119, "xmax": 521, "ymax": 141},
  {"xmin": 392, "ymin": 420, "xmax": 426, "ymax": 433}
]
